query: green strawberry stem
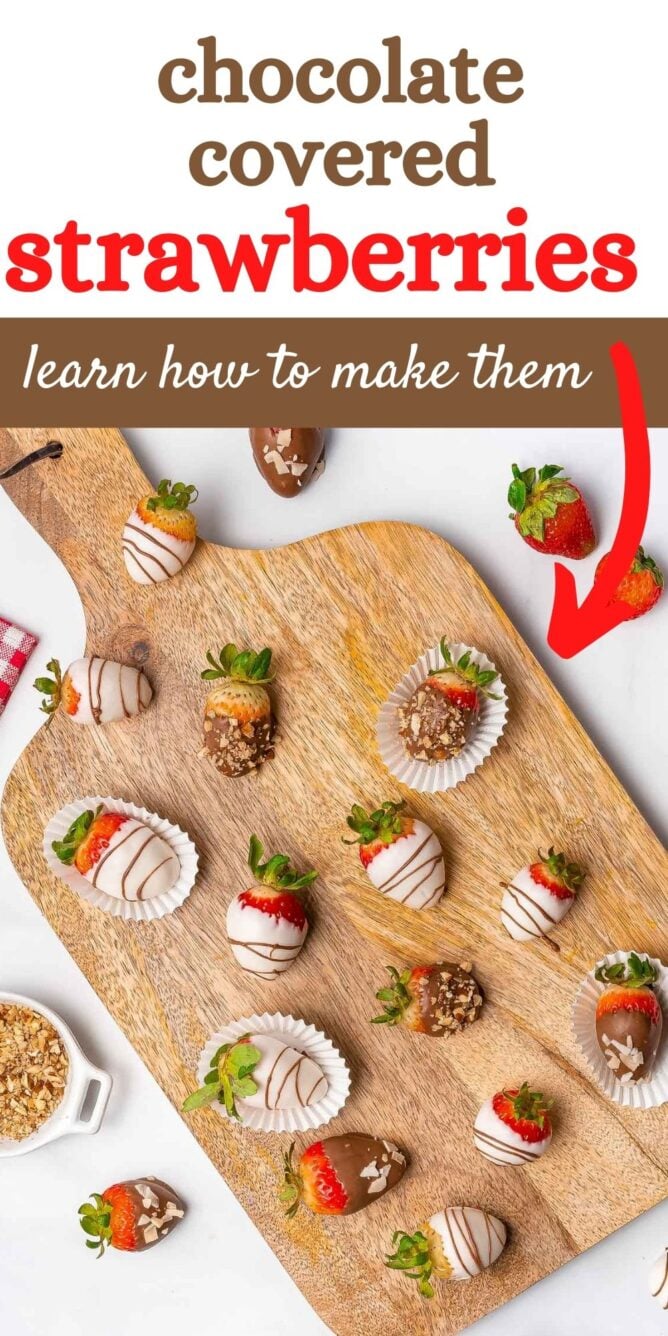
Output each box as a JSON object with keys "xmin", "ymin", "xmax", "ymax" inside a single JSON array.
[
  {"xmin": 595, "ymin": 953, "xmax": 658, "ymax": 989},
  {"xmin": 371, "ymin": 966, "xmax": 412, "ymax": 1026},
  {"xmin": 278, "ymin": 1143, "xmax": 303, "ymax": 1219},
  {"xmin": 507, "ymin": 463, "xmax": 579, "ymax": 542},
  {"xmin": 385, "ymin": 1230, "xmax": 435, "ymax": 1299},
  {"xmin": 182, "ymin": 1036, "xmax": 261, "ymax": 1121},
  {"xmin": 78, "ymin": 1193, "xmax": 114, "ymax": 1258},
  {"xmin": 51, "ymin": 806, "xmax": 102, "ymax": 864},
  {"xmin": 146, "ymin": 479, "xmax": 198, "ymax": 512},
  {"xmin": 248, "ymin": 835, "xmax": 317, "ymax": 891},
  {"xmin": 538, "ymin": 847, "xmax": 584, "ymax": 891},
  {"xmin": 33, "ymin": 658, "xmax": 63, "ymax": 720},
  {"xmin": 504, "ymin": 1082, "xmax": 552, "ymax": 1126},
  {"xmin": 201, "ymin": 644, "xmax": 274, "ymax": 685},
  {"xmin": 344, "ymin": 800, "xmax": 405, "ymax": 847},
  {"xmin": 431, "ymin": 639, "xmax": 501, "ymax": 700},
  {"xmin": 631, "ymin": 547, "xmax": 664, "ymax": 586}
]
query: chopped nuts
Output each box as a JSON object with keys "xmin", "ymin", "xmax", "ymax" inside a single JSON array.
[{"xmin": 0, "ymin": 1003, "xmax": 69, "ymax": 1140}]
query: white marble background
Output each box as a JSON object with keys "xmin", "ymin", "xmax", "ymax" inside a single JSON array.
[{"xmin": 0, "ymin": 428, "xmax": 666, "ymax": 1336}]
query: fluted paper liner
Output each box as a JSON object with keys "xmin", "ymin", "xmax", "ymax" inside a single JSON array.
[
  {"xmin": 377, "ymin": 641, "xmax": 508, "ymax": 792},
  {"xmin": 43, "ymin": 795, "xmax": 198, "ymax": 922},
  {"xmin": 196, "ymin": 1012, "xmax": 351, "ymax": 1134},
  {"xmin": 571, "ymin": 950, "xmax": 668, "ymax": 1109}
]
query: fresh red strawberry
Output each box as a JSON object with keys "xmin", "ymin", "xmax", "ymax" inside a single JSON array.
[
  {"xmin": 280, "ymin": 1135, "xmax": 407, "ymax": 1217},
  {"xmin": 529, "ymin": 847, "xmax": 584, "ymax": 901},
  {"xmin": 78, "ymin": 1178, "xmax": 185, "ymax": 1256},
  {"xmin": 345, "ymin": 800, "xmax": 413, "ymax": 868},
  {"xmin": 595, "ymin": 546, "xmax": 664, "ymax": 621},
  {"xmin": 371, "ymin": 961, "xmax": 483, "ymax": 1036},
  {"xmin": 508, "ymin": 464, "xmax": 595, "ymax": 558},
  {"xmin": 201, "ymin": 644, "xmax": 275, "ymax": 777},
  {"xmin": 136, "ymin": 480, "xmax": 198, "ymax": 542},
  {"xmin": 491, "ymin": 1083, "xmax": 552, "ymax": 1144},
  {"xmin": 594, "ymin": 954, "xmax": 663, "ymax": 1083},
  {"xmin": 51, "ymin": 806, "xmax": 128, "ymax": 875}
]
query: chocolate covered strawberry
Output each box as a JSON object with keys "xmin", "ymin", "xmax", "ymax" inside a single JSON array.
[
  {"xmin": 123, "ymin": 479, "xmax": 198, "ymax": 584},
  {"xmin": 226, "ymin": 835, "xmax": 317, "ymax": 980},
  {"xmin": 372, "ymin": 961, "xmax": 483, "ymax": 1036},
  {"xmin": 595, "ymin": 546, "xmax": 664, "ymax": 621},
  {"xmin": 78, "ymin": 1177, "xmax": 185, "ymax": 1256},
  {"xmin": 501, "ymin": 847, "xmax": 584, "ymax": 948},
  {"xmin": 386, "ymin": 1205, "xmax": 507, "ymax": 1297},
  {"xmin": 345, "ymin": 800, "xmax": 446, "ymax": 910},
  {"xmin": 51, "ymin": 805, "xmax": 180, "ymax": 903},
  {"xmin": 594, "ymin": 954, "xmax": 663, "ymax": 1084},
  {"xmin": 201, "ymin": 644, "xmax": 275, "ymax": 777},
  {"xmin": 249, "ymin": 427, "xmax": 325, "ymax": 497},
  {"xmin": 398, "ymin": 641, "xmax": 499, "ymax": 764},
  {"xmin": 280, "ymin": 1134, "xmax": 407, "ymax": 1218},
  {"xmin": 34, "ymin": 656, "xmax": 152, "ymax": 726},
  {"xmin": 473, "ymin": 1083, "xmax": 553, "ymax": 1166},
  {"xmin": 508, "ymin": 463, "xmax": 595, "ymax": 558}
]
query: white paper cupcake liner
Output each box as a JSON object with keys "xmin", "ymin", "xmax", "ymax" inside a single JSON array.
[
  {"xmin": 43, "ymin": 795, "xmax": 198, "ymax": 922},
  {"xmin": 377, "ymin": 641, "xmax": 508, "ymax": 793},
  {"xmin": 571, "ymin": 951, "xmax": 668, "ymax": 1109},
  {"xmin": 196, "ymin": 1012, "xmax": 351, "ymax": 1134}
]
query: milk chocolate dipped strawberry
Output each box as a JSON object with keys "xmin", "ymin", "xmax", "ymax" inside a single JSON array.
[
  {"xmin": 249, "ymin": 427, "xmax": 325, "ymax": 497},
  {"xmin": 123, "ymin": 479, "xmax": 198, "ymax": 584},
  {"xmin": 345, "ymin": 801, "xmax": 446, "ymax": 911},
  {"xmin": 473, "ymin": 1083, "xmax": 553, "ymax": 1166},
  {"xmin": 78, "ymin": 1178, "xmax": 185, "ymax": 1256},
  {"xmin": 280, "ymin": 1134, "xmax": 407, "ymax": 1218},
  {"xmin": 51, "ymin": 806, "xmax": 180, "ymax": 903},
  {"xmin": 372, "ymin": 962, "xmax": 483, "ymax": 1036},
  {"xmin": 398, "ymin": 640, "xmax": 500, "ymax": 764},
  {"xmin": 201, "ymin": 644, "xmax": 275, "ymax": 777},
  {"xmin": 501, "ymin": 847, "xmax": 584, "ymax": 949},
  {"xmin": 183, "ymin": 1034, "xmax": 328, "ymax": 1122},
  {"xmin": 594, "ymin": 954, "xmax": 663, "ymax": 1084},
  {"xmin": 34, "ymin": 657, "xmax": 153, "ymax": 726},
  {"xmin": 386, "ymin": 1205, "xmax": 507, "ymax": 1297},
  {"xmin": 226, "ymin": 836, "xmax": 317, "ymax": 981}
]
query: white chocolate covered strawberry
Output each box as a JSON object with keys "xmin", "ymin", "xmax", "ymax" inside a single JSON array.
[
  {"xmin": 51, "ymin": 806, "xmax": 179, "ymax": 903},
  {"xmin": 473, "ymin": 1083, "xmax": 553, "ymax": 1166},
  {"xmin": 345, "ymin": 801, "xmax": 446, "ymax": 910},
  {"xmin": 501, "ymin": 847, "xmax": 584, "ymax": 947},
  {"xmin": 123, "ymin": 480, "xmax": 198, "ymax": 585},
  {"xmin": 34, "ymin": 657, "xmax": 152, "ymax": 726},
  {"xmin": 386, "ymin": 1205, "xmax": 507, "ymax": 1298},
  {"xmin": 183, "ymin": 1034, "xmax": 328, "ymax": 1121},
  {"xmin": 226, "ymin": 836, "xmax": 317, "ymax": 981}
]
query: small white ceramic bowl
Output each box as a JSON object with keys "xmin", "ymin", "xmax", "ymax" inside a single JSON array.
[{"xmin": 0, "ymin": 991, "xmax": 112, "ymax": 1157}]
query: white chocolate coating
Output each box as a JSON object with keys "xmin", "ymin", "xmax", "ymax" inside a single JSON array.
[
  {"xmin": 429, "ymin": 1206, "xmax": 507, "ymax": 1280},
  {"xmin": 226, "ymin": 894, "xmax": 308, "ymax": 981},
  {"xmin": 86, "ymin": 817, "xmax": 180, "ymax": 901},
  {"xmin": 366, "ymin": 822, "xmax": 446, "ymax": 910},
  {"xmin": 239, "ymin": 1034, "xmax": 327, "ymax": 1112},
  {"xmin": 122, "ymin": 510, "xmax": 195, "ymax": 585},
  {"xmin": 473, "ymin": 1097, "xmax": 551, "ymax": 1166},
  {"xmin": 649, "ymin": 1248, "xmax": 668, "ymax": 1309},
  {"xmin": 501, "ymin": 865, "xmax": 574, "ymax": 943},
  {"xmin": 65, "ymin": 657, "xmax": 152, "ymax": 725}
]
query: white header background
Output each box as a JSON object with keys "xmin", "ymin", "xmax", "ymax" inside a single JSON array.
[{"xmin": 0, "ymin": 0, "xmax": 664, "ymax": 315}]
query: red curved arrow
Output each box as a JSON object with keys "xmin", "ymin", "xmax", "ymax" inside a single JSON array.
[{"xmin": 547, "ymin": 342, "xmax": 651, "ymax": 658}]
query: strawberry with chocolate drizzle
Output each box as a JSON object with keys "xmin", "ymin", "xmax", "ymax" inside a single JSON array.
[
  {"xmin": 372, "ymin": 961, "xmax": 483, "ymax": 1037},
  {"xmin": 123, "ymin": 479, "xmax": 198, "ymax": 585},
  {"xmin": 226, "ymin": 835, "xmax": 317, "ymax": 980},
  {"xmin": 386, "ymin": 1205, "xmax": 507, "ymax": 1297},
  {"xmin": 345, "ymin": 800, "xmax": 446, "ymax": 911},
  {"xmin": 501, "ymin": 847, "xmax": 584, "ymax": 949},
  {"xmin": 398, "ymin": 640, "xmax": 500, "ymax": 764},
  {"xmin": 51, "ymin": 805, "xmax": 180, "ymax": 903},
  {"xmin": 595, "ymin": 954, "xmax": 663, "ymax": 1084},
  {"xmin": 280, "ymin": 1134, "xmax": 407, "ymax": 1218},
  {"xmin": 34, "ymin": 656, "xmax": 153, "ymax": 727},
  {"xmin": 201, "ymin": 644, "xmax": 275, "ymax": 777},
  {"xmin": 474, "ymin": 1083, "xmax": 553, "ymax": 1166}
]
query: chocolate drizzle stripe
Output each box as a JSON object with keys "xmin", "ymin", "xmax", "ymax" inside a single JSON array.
[
  {"xmin": 473, "ymin": 1127, "xmax": 540, "ymax": 1162},
  {"xmin": 304, "ymin": 1071, "xmax": 326, "ymax": 1104},
  {"xmin": 377, "ymin": 831, "xmax": 433, "ymax": 892},
  {"xmin": 95, "ymin": 657, "xmax": 106, "ymax": 724},
  {"xmin": 136, "ymin": 854, "xmax": 174, "ymax": 901},
  {"xmin": 418, "ymin": 879, "xmax": 447, "ymax": 909},
  {"xmin": 508, "ymin": 882, "xmax": 559, "ymax": 927},
  {"xmin": 125, "ymin": 521, "xmax": 186, "ymax": 567},
  {"xmin": 86, "ymin": 657, "xmax": 95, "ymax": 721},
  {"xmin": 399, "ymin": 860, "xmax": 445, "ymax": 905},
  {"xmin": 120, "ymin": 832, "xmax": 159, "ymax": 899},
  {"xmin": 228, "ymin": 939, "xmax": 301, "ymax": 961},
  {"xmin": 122, "ymin": 543, "xmax": 159, "ymax": 584},
  {"xmin": 118, "ymin": 665, "xmax": 129, "ymax": 719},
  {"xmin": 275, "ymin": 1055, "xmax": 303, "ymax": 1107},
  {"xmin": 389, "ymin": 853, "xmax": 444, "ymax": 901},
  {"xmin": 446, "ymin": 1207, "xmax": 478, "ymax": 1277},
  {"xmin": 264, "ymin": 1046, "xmax": 287, "ymax": 1108},
  {"xmin": 122, "ymin": 537, "xmax": 172, "ymax": 581},
  {"xmin": 91, "ymin": 823, "xmax": 137, "ymax": 887}
]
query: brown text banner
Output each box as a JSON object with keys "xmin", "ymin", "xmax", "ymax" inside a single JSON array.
[{"xmin": 0, "ymin": 319, "xmax": 666, "ymax": 426}]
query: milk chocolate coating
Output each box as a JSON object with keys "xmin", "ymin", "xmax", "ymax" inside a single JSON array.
[
  {"xmin": 322, "ymin": 1134, "xmax": 407, "ymax": 1214},
  {"xmin": 417, "ymin": 961, "xmax": 484, "ymax": 1036},
  {"xmin": 398, "ymin": 681, "xmax": 477, "ymax": 763},
  {"xmin": 122, "ymin": 1177, "xmax": 185, "ymax": 1251},
  {"xmin": 249, "ymin": 428, "xmax": 325, "ymax": 498},
  {"xmin": 202, "ymin": 710, "xmax": 275, "ymax": 777},
  {"xmin": 596, "ymin": 1004, "xmax": 662, "ymax": 1082}
]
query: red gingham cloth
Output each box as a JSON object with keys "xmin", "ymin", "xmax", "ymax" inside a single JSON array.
[{"xmin": 0, "ymin": 617, "xmax": 38, "ymax": 715}]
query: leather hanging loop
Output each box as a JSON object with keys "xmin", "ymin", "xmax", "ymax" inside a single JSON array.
[{"xmin": 0, "ymin": 440, "xmax": 63, "ymax": 481}]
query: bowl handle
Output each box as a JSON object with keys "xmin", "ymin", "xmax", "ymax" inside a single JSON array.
[{"xmin": 69, "ymin": 1063, "xmax": 113, "ymax": 1136}]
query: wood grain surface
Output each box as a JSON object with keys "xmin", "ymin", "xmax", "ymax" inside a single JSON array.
[{"xmin": 1, "ymin": 426, "xmax": 667, "ymax": 1336}]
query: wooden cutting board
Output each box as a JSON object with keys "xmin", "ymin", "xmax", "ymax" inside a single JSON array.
[{"xmin": 2, "ymin": 426, "xmax": 667, "ymax": 1336}]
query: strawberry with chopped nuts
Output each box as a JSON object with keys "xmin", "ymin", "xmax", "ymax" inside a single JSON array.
[
  {"xmin": 372, "ymin": 961, "xmax": 483, "ymax": 1037},
  {"xmin": 226, "ymin": 835, "xmax": 317, "ymax": 980},
  {"xmin": 398, "ymin": 640, "xmax": 500, "ymax": 764},
  {"xmin": 78, "ymin": 1178, "xmax": 185, "ymax": 1255},
  {"xmin": 201, "ymin": 643, "xmax": 276, "ymax": 777},
  {"xmin": 474, "ymin": 1082, "xmax": 553, "ymax": 1166},
  {"xmin": 279, "ymin": 1134, "xmax": 407, "ymax": 1218},
  {"xmin": 345, "ymin": 800, "xmax": 446, "ymax": 910},
  {"xmin": 594, "ymin": 954, "xmax": 663, "ymax": 1084},
  {"xmin": 508, "ymin": 463, "xmax": 595, "ymax": 558},
  {"xmin": 595, "ymin": 546, "xmax": 664, "ymax": 621}
]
